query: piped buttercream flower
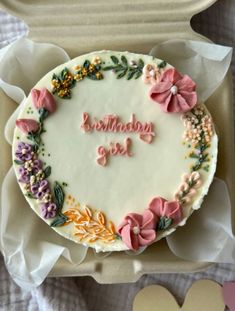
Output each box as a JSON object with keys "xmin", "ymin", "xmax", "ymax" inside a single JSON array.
[
  {"xmin": 142, "ymin": 64, "xmax": 161, "ymax": 85},
  {"xmin": 31, "ymin": 179, "xmax": 50, "ymax": 200},
  {"xmin": 149, "ymin": 68, "xmax": 197, "ymax": 113},
  {"xmin": 118, "ymin": 210, "xmax": 157, "ymax": 250},
  {"xmin": 16, "ymin": 119, "xmax": 39, "ymax": 134},
  {"xmin": 15, "ymin": 142, "xmax": 33, "ymax": 162},
  {"xmin": 18, "ymin": 166, "xmax": 30, "ymax": 183},
  {"xmin": 41, "ymin": 202, "xmax": 57, "ymax": 219},
  {"xmin": 148, "ymin": 197, "xmax": 183, "ymax": 227},
  {"xmin": 31, "ymin": 159, "xmax": 43, "ymax": 174},
  {"xmin": 174, "ymin": 172, "xmax": 201, "ymax": 204},
  {"xmin": 92, "ymin": 56, "xmax": 102, "ymax": 65},
  {"xmin": 31, "ymin": 88, "xmax": 56, "ymax": 113}
]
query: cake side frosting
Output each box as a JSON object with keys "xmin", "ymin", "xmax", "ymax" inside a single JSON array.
[{"xmin": 12, "ymin": 51, "xmax": 218, "ymax": 252}]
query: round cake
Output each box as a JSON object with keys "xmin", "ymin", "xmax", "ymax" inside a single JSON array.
[{"xmin": 12, "ymin": 51, "xmax": 218, "ymax": 252}]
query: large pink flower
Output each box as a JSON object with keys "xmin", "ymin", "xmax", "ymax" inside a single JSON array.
[
  {"xmin": 31, "ymin": 88, "xmax": 56, "ymax": 113},
  {"xmin": 117, "ymin": 210, "xmax": 157, "ymax": 250},
  {"xmin": 148, "ymin": 197, "xmax": 182, "ymax": 225},
  {"xmin": 16, "ymin": 118, "xmax": 39, "ymax": 134},
  {"xmin": 149, "ymin": 68, "xmax": 197, "ymax": 113}
]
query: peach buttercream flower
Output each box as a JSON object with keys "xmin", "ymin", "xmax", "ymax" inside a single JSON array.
[
  {"xmin": 142, "ymin": 64, "xmax": 161, "ymax": 85},
  {"xmin": 174, "ymin": 172, "xmax": 201, "ymax": 203},
  {"xmin": 92, "ymin": 56, "xmax": 102, "ymax": 65}
]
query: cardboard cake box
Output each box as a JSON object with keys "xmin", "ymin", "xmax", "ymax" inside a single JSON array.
[{"xmin": 0, "ymin": 0, "xmax": 234, "ymax": 283}]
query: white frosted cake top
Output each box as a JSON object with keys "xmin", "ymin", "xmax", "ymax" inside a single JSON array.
[{"xmin": 12, "ymin": 50, "xmax": 217, "ymax": 252}]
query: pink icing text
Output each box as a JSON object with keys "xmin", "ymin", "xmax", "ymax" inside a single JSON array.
[
  {"xmin": 97, "ymin": 138, "xmax": 132, "ymax": 166},
  {"xmin": 81, "ymin": 113, "xmax": 155, "ymax": 144}
]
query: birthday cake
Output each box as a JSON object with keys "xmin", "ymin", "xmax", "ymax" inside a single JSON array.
[{"xmin": 12, "ymin": 51, "xmax": 218, "ymax": 252}]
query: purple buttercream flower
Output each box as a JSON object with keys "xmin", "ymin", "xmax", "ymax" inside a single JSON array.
[
  {"xmin": 18, "ymin": 166, "xmax": 30, "ymax": 183},
  {"xmin": 24, "ymin": 159, "xmax": 43, "ymax": 174},
  {"xmin": 32, "ymin": 159, "xmax": 43, "ymax": 173},
  {"xmin": 41, "ymin": 202, "xmax": 57, "ymax": 219},
  {"xmin": 31, "ymin": 179, "xmax": 50, "ymax": 199},
  {"xmin": 15, "ymin": 142, "xmax": 33, "ymax": 162}
]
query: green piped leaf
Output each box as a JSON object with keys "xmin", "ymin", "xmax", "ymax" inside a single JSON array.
[
  {"xmin": 27, "ymin": 132, "xmax": 41, "ymax": 146},
  {"xmin": 158, "ymin": 60, "xmax": 167, "ymax": 69},
  {"xmin": 39, "ymin": 108, "xmax": 49, "ymax": 122},
  {"xmin": 54, "ymin": 182, "xmax": 64, "ymax": 212},
  {"xmin": 115, "ymin": 234, "xmax": 122, "ymax": 240},
  {"xmin": 203, "ymin": 165, "xmax": 210, "ymax": 172},
  {"xmin": 110, "ymin": 55, "xmax": 119, "ymax": 64},
  {"xmin": 50, "ymin": 213, "xmax": 68, "ymax": 227},
  {"xmin": 32, "ymin": 144, "xmax": 39, "ymax": 153},
  {"xmin": 83, "ymin": 60, "xmax": 90, "ymax": 69},
  {"xmin": 14, "ymin": 159, "xmax": 24, "ymax": 165},
  {"xmin": 114, "ymin": 65, "xmax": 125, "ymax": 73},
  {"xmin": 135, "ymin": 70, "xmax": 143, "ymax": 79},
  {"xmin": 95, "ymin": 64, "xmax": 101, "ymax": 71},
  {"xmin": 138, "ymin": 59, "xmax": 144, "ymax": 69},
  {"xmin": 60, "ymin": 68, "xmax": 69, "ymax": 80},
  {"xmin": 87, "ymin": 72, "xmax": 104, "ymax": 80},
  {"xmin": 127, "ymin": 70, "xmax": 136, "ymax": 80},
  {"xmin": 121, "ymin": 55, "xmax": 128, "ymax": 66},
  {"xmin": 192, "ymin": 163, "xmax": 202, "ymax": 171},
  {"xmin": 44, "ymin": 166, "xmax": 51, "ymax": 178},
  {"xmin": 52, "ymin": 73, "xmax": 58, "ymax": 80},
  {"xmin": 117, "ymin": 70, "xmax": 127, "ymax": 79},
  {"xmin": 87, "ymin": 73, "xmax": 98, "ymax": 80},
  {"xmin": 157, "ymin": 216, "xmax": 173, "ymax": 231}
]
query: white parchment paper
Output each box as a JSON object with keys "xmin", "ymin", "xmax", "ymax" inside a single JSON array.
[
  {"xmin": 0, "ymin": 38, "xmax": 89, "ymax": 290},
  {"xmin": 0, "ymin": 38, "xmax": 233, "ymax": 290},
  {"xmin": 166, "ymin": 178, "xmax": 235, "ymax": 262},
  {"xmin": 150, "ymin": 40, "xmax": 232, "ymax": 102}
]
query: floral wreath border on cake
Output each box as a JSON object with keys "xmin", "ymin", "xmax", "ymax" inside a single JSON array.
[{"xmin": 14, "ymin": 54, "xmax": 214, "ymax": 251}]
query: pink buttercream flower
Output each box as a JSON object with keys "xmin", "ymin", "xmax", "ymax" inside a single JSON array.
[
  {"xmin": 16, "ymin": 118, "xmax": 39, "ymax": 134},
  {"xmin": 31, "ymin": 88, "xmax": 56, "ymax": 113},
  {"xmin": 118, "ymin": 210, "xmax": 157, "ymax": 250},
  {"xmin": 149, "ymin": 68, "xmax": 197, "ymax": 113},
  {"xmin": 148, "ymin": 197, "xmax": 183, "ymax": 225}
]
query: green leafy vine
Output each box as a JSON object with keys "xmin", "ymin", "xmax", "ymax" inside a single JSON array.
[
  {"xmin": 102, "ymin": 55, "xmax": 144, "ymax": 80},
  {"xmin": 183, "ymin": 106, "xmax": 213, "ymax": 173}
]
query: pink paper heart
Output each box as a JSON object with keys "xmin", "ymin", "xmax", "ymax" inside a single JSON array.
[
  {"xmin": 139, "ymin": 133, "xmax": 153, "ymax": 144},
  {"xmin": 223, "ymin": 282, "xmax": 235, "ymax": 311},
  {"xmin": 97, "ymin": 156, "xmax": 107, "ymax": 166}
]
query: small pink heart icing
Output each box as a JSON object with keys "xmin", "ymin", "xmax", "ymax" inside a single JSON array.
[
  {"xmin": 139, "ymin": 133, "xmax": 153, "ymax": 144},
  {"xmin": 97, "ymin": 157, "xmax": 107, "ymax": 166},
  {"xmin": 223, "ymin": 282, "xmax": 235, "ymax": 311}
]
